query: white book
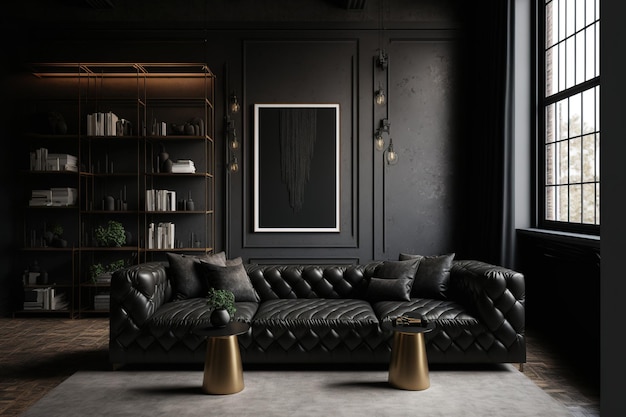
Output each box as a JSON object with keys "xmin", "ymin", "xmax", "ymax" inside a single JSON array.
[
  {"xmin": 169, "ymin": 222, "xmax": 175, "ymax": 248},
  {"xmin": 148, "ymin": 223, "xmax": 154, "ymax": 249}
]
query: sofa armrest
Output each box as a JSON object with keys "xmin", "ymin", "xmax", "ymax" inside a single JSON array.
[
  {"xmin": 449, "ymin": 260, "xmax": 525, "ymax": 336},
  {"xmin": 110, "ymin": 262, "xmax": 171, "ymax": 349}
]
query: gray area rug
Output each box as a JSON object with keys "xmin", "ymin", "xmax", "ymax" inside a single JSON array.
[{"xmin": 21, "ymin": 364, "xmax": 571, "ymax": 417}]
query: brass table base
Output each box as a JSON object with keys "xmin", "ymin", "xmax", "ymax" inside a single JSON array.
[
  {"xmin": 202, "ymin": 335, "xmax": 244, "ymax": 395},
  {"xmin": 388, "ymin": 331, "xmax": 430, "ymax": 390}
]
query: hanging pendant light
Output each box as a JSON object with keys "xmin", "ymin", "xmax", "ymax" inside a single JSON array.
[
  {"xmin": 375, "ymin": 129, "xmax": 385, "ymax": 151},
  {"xmin": 230, "ymin": 127, "xmax": 239, "ymax": 150},
  {"xmin": 230, "ymin": 91, "xmax": 240, "ymax": 113},
  {"xmin": 229, "ymin": 155, "xmax": 239, "ymax": 173},
  {"xmin": 375, "ymin": 82, "xmax": 386, "ymax": 106},
  {"xmin": 386, "ymin": 138, "xmax": 398, "ymax": 165}
]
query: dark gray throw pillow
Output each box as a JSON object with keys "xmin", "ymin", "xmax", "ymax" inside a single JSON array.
[
  {"xmin": 366, "ymin": 277, "xmax": 414, "ymax": 302},
  {"xmin": 399, "ymin": 252, "xmax": 455, "ymax": 299},
  {"xmin": 166, "ymin": 252, "xmax": 226, "ymax": 300},
  {"xmin": 198, "ymin": 257, "xmax": 259, "ymax": 302},
  {"xmin": 366, "ymin": 258, "xmax": 420, "ymax": 301},
  {"xmin": 373, "ymin": 258, "xmax": 421, "ymax": 281}
]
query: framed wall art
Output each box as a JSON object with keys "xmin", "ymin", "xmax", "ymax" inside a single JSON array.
[{"xmin": 253, "ymin": 103, "xmax": 340, "ymax": 232}]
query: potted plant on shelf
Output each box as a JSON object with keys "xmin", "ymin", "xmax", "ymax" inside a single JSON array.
[
  {"xmin": 94, "ymin": 220, "xmax": 126, "ymax": 247},
  {"xmin": 206, "ymin": 288, "xmax": 236, "ymax": 327},
  {"xmin": 89, "ymin": 259, "xmax": 126, "ymax": 284},
  {"xmin": 43, "ymin": 223, "xmax": 68, "ymax": 248}
]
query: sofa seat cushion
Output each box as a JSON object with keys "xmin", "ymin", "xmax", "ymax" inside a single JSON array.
[
  {"xmin": 254, "ymin": 298, "xmax": 378, "ymax": 325},
  {"xmin": 372, "ymin": 298, "xmax": 478, "ymax": 327},
  {"xmin": 246, "ymin": 299, "xmax": 383, "ymax": 362},
  {"xmin": 371, "ymin": 299, "xmax": 519, "ymax": 363}
]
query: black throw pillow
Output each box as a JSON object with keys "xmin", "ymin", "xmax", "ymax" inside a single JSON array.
[
  {"xmin": 366, "ymin": 277, "xmax": 414, "ymax": 302},
  {"xmin": 399, "ymin": 252, "xmax": 455, "ymax": 299},
  {"xmin": 373, "ymin": 258, "xmax": 421, "ymax": 281},
  {"xmin": 366, "ymin": 258, "xmax": 420, "ymax": 301},
  {"xmin": 166, "ymin": 252, "xmax": 226, "ymax": 300},
  {"xmin": 198, "ymin": 257, "xmax": 259, "ymax": 302}
]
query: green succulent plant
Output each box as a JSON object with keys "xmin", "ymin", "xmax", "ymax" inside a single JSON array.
[{"xmin": 206, "ymin": 288, "xmax": 236, "ymax": 316}]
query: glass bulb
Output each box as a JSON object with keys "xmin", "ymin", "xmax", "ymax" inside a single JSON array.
[
  {"xmin": 375, "ymin": 89, "xmax": 386, "ymax": 105},
  {"xmin": 230, "ymin": 136, "xmax": 239, "ymax": 150},
  {"xmin": 386, "ymin": 139, "xmax": 398, "ymax": 165},
  {"xmin": 375, "ymin": 132, "xmax": 385, "ymax": 151},
  {"xmin": 229, "ymin": 159, "xmax": 239, "ymax": 173},
  {"xmin": 230, "ymin": 96, "xmax": 240, "ymax": 113}
]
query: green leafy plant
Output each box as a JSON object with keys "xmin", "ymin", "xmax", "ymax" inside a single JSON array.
[
  {"xmin": 89, "ymin": 259, "xmax": 127, "ymax": 282},
  {"xmin": 94, "ymin": 220, "xmax": 126, "ymax": 247},
  {"xmin": 49, "ymin": 224, "xmax": 63, "ymax": 236},
  {"xmin": 206, "ymin": 288, "xmax": 236, "ymax": 316}
]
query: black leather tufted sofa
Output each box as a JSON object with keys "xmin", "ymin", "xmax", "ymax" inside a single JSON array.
[{"xmin": 109, "ymin": 260, "xmax": 525, "ymax": 367}]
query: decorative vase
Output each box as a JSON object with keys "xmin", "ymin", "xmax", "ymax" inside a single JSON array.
[
  {"xmin": 105, "ymin": 195, "xmax": 115, "ymax": 211},
  {"xmin": 210, "ymin": 308, "xmax": 230, "ymax": 328},
  {"xmin": 158, "ymin": 145, "xmax": 169, "ymax": 172},
  {"xmin": 162, "ymin": 158, "xmax": 173, "ymax": 173}
]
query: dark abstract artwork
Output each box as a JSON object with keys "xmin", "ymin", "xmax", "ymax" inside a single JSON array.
[{"xmin": 254, "ymin": 104, "xmax": 340, "ymax": 232}]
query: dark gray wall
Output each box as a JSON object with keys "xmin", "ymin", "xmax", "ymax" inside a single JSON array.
[
  {"xmin": 2, "ymin": 1, "xmax": 464, "ymax": 270},
  {"xmin": 0, "ymin": 0, "xmax": 473, "ymax": 315}
]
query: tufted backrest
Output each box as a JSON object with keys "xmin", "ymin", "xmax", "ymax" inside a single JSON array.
[{"xmin": 245, "ymin": 263, "xmax": 380, "ymax": 301}]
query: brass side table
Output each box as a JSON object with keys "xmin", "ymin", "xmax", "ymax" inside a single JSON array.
[
  {"xmin": 387, "ymin": 314, "xmax": 435, "ymax": 391},
  {"xmin": 193, "ymin": 322, "xmax": 250, "ymax": 395}
]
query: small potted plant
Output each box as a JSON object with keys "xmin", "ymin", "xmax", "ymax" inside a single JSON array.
[
  {"xmin": 43, "ymin": 224, "xmax": 67, "ymax": 248},
  {"xmin": 206, "ymin": 288, "xmax": 236, "ymax": 327},
  {"xmin": 89, "ymin": 259, "xmax": 126, "ymax": 284},
  {"xmin": 94, "ymin": 220, "xmax": 126, "ymax": 247}
]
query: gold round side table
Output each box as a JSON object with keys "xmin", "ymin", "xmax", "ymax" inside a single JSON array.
[
  {"xmin": 193, "ymin": 321, "xmax": 250, "ymax": 395},
  {"xmin": 387, "ymin": 314, "xmax": 435, "ymax": 391}
]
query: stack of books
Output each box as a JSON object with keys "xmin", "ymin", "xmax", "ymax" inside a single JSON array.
[
  {"xmin": 29, "ymin": 188, "xmax": 77, "ymax": 207},
  {"xmin": 93, "ymin": 293, "xmax": 110, "ymax": 311},
  {"xmin": 45, "ymin": 153, "xmax": 78, "ymax": 172},
  {"xmin": 23, "ymin": 288, "xmax": 68, "ymax": 310},
  {"xmin": 171, "ymin": 160, "xmax": 196, "ymax": 173},
  {"xmin": 29, "ymin": 189, "xmax": 53, "ymax": 206},
  {"xmin": 51, "ymin": 187, "xmax": 78, "ymax": 206}
]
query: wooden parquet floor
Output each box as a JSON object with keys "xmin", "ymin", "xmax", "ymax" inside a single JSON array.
[{"xmin": 0, "ymin": 318, "xmax": 600, "ymax": 417}]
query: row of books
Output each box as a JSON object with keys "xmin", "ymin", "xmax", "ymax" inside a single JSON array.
[
  {"xmin": 30, "ymin": 148, "xmax": 78, "ymax": 172},
  {"xmin": 87, "ymin": 111, "xmax": 120, "ymax": 136},
  {"xmin": 23, "ymin": 287, "xmax": 69, "ymax": 311},
  {"xmin": 147, "ymin": 222, "xmax": 175, "ymax": 249},
  {"xmin": 146, "ymin": 189, "xmax": 177, "ymax": 211},
  {"xmin": 29, "ymin": 187, "xmax": 78, "ymax": 207}
]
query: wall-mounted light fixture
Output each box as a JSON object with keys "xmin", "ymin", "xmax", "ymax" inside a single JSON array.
[
  {"xmin": 385, "ymin": 138, "xmax": 398, "ymax": 165},
  {"xmin": 230, "ymin": 91, "xmax": 240, "ymax": 113},
  {"xmin": 225, "ymin": 114, "xmax": 239, "ymax": 174},
  {"xmin": 376, "ymin": 49, "xmax": 388, "ymax": 70},
  {"xmin": 375, "ymin": 118, "xmax": 390, "ymax": 151}
]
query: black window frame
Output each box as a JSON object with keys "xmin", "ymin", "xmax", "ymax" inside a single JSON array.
[{"xmin": 537, "ymin": 0, "xmax": 600, "ymax": 236}]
